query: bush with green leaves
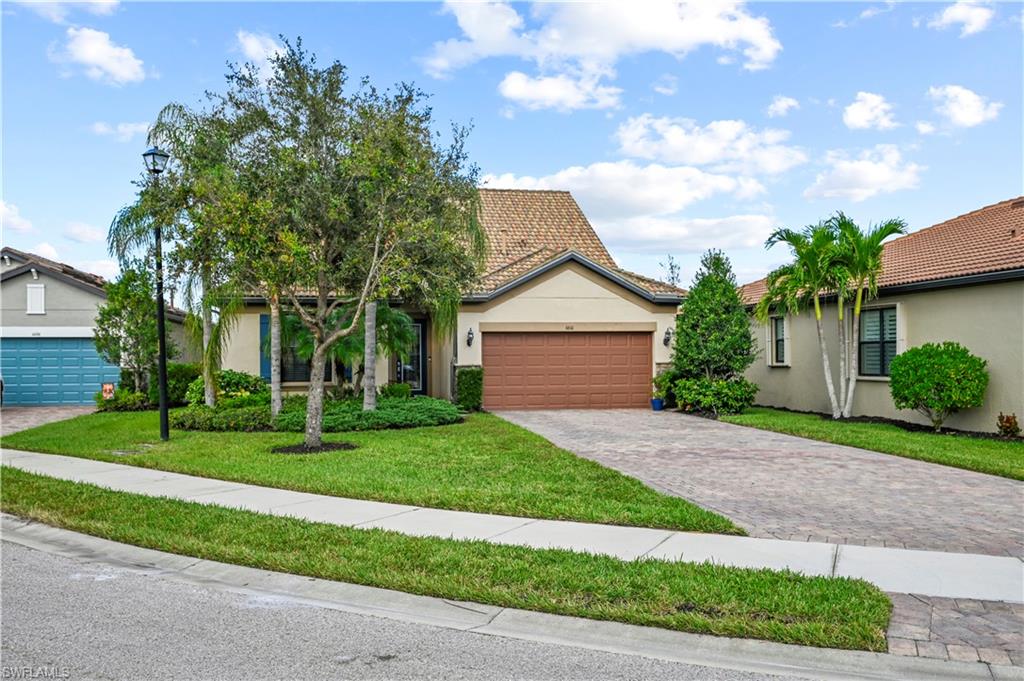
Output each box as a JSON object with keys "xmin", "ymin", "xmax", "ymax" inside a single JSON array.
[
  {"xmin": 148, "ymin": 362, "xmax": 200, "ymax": 407},
  {"xmin": 653, "ymin": 368, "xmax": 683, "ymax": 407},
  {"xmin": 170, "ymin": 405, "xmax": 273, "ymax": 432},
  {"xmin": 185, "ymin": 369, "xmax": 268, "ymax": 406},
  {"xmin": 889, "ymin": 342, "xmax": 988, "ymax": 432},
  {"xmin": 274, "ymin": 396, "xmax": 461, "ymax": 433},
  {"xmin": 456, "ymin": 367, "xmax": 484, "ymax": 411},
  {"xmin": 674, "ymin": 377, "xmax": 758, "ymax": 416},
  {"xmin": 219, "ymin": 391, "xmax": 272, "ymax": 409},
  {"xmin": 94, "ymin": 388, "xmax": 150, "ymax": 412},
  {"xmin": 379, "ymin": 382, "xmax": 412, "ymax": 399}
]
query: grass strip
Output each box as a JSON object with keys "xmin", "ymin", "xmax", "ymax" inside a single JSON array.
[
  {"xmin": 2, "ymin": 411, "xmax": 741, "ymax": 534},
  {"xmin": 0, "ymin": 467, "xmax": 890, "ymax": 651},
  {"xmin": 722, "ymin": 407, "xmax": 1023, "ymax": 480}
]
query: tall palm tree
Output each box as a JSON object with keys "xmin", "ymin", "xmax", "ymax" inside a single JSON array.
[
  {"xmin": 831, "ymin": 213, "xmax": 907, "ymax": 417},
  {"xmin": 756, "ymin": 222, "xmax": 844, "ymax": 418}
]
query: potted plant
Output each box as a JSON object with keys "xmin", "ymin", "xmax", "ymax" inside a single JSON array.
[{"xmin": 651, "ymin": 380, "xmax": 665, "ymax": 411}]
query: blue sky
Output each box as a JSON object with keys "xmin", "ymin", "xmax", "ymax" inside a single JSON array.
[{"xmin": 2, "ymin": 1, "xmax": 1021, "ymax": 286}]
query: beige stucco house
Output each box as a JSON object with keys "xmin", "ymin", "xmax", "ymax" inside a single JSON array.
[
  {"xmin": 741, "ymin": 197, "xmax": 1024, "ymax": 433},
  {"xmin": 221, "ymin": 189, "xmax": 684, "ymax": 409}
]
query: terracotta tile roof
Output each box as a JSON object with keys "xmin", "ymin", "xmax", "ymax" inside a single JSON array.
[
  {"xmin": 739, "ymin": 196, "xmax": 1024, "ymax": 304},
  {"xmin": 475, "ymin": 189, "xmax": 683, "ymax": 298},
  {"xmin": 2, "ymin": 246, "xmax": 108, "ymax": 292}
]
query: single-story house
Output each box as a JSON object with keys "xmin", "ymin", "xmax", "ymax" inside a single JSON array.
[
  {"xmin": 741, "ymin": 196, "xmax": 1024, "ymax": 433},
  {"xmin": 221, "ymin": 188, "xmax": 684, "ymax": 409},
  {"xmin": 0, "ymin": 247, "xmax": 186, "ymax": 405}
]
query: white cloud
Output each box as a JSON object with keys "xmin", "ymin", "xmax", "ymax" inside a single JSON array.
[
  {"xmin": 842, "ymin": 91, "xmax": 898, "ymax": 130},
  {"xmin": 498, "ymin": 70, "xmax": 622, "ymax": 111},
  {"xmin": 859, "ymin": 2, "xmax": 895, "ymax": 20},
  {"xmin": 33, "ymin": 242, "xmax": 60, "ymax": 260},
  {"xmin": 423, "ymin": 1, "xmax": 781, "ymax": 111},
  {"xmin": 928, "ymin": 84, "xmax": 1002, "ymax": 127},
  {"xmin": 49, "ymin": 27, "xmax": 144, "ymax": 85},
  {"xmin": 64, "ymin": 222, "xmax": 105, "ymax": 243},
  {"xmin": 91, "ymin": 120, "xmax": 148, "ymax": 142},
  {"xmin": 598, "ymin": 214, "xmax": 777, "ymax": 253},
  {"xmin": 804, "ymin": 145, "xmax": 923, "ymax": 202},
  {"xmin": 766, "ymin": 95, "xmax": 799, "ymax": 118},
  {"xmin": 615, "ymin": 114, "xmax": 807, "ymax": 176},
  {"xmin": 928, "ymin": 1, "xmax": 994, "ymax": 36},
  {"xmin": 16, "ymin": 1, "xmax": 118, "ymax": 24},
  {"xmin": 652, "ymin": 74, "xmax": 678, "ymax": 96},
  {"xmin": 1, "ymin": 201, "xmax": 33, "ymax": 233},
  {"xmin": 915, "ymin": 121, "xmax": 937, "ymax": 135},
  {"xmin": 236, "ymin": 30, "xmax": 283, "ymax": 81}
]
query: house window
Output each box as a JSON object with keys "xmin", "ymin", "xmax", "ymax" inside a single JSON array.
[
  {"xmin": 281, "ymin": 342, "xmax": 332, "ymax": 383},
  {"xmin": 26, "ymin": 284, "xmax": 45, "ymax": 314},
  {"xmin": 771, "ymin": 316, "xmax": 785, "ymax": 364},
  {"xmin": 860, "ymin": 307, "xmax": 897, "ymax": 376}
]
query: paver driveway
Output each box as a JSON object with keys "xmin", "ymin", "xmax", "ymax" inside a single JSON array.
[
  {"xmin": 499, "ymin": 410, "xmax": 1024, "ymax": 558},
  {"xmin": 1, "ymin": 406, "xmax": 94, "ymax": 437}
]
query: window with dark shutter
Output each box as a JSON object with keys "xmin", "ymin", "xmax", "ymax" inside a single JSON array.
[{"xmin": 859, "ymin": 307, "xmax": 897, "ymax": 376}]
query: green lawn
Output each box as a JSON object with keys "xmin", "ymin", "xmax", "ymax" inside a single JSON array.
[
  {"xmin": 0, "ymin": 467, "xmax": 891, "ymax": 651},
  {"xmin": 2, "ymin": 410, "xmax": 739, "ymax": 534},
  {"xmin": 722, "ymin": 407, "xmax": 1024, "ymax": 480}
]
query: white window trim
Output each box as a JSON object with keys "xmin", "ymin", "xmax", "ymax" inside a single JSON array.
[
  {"xmin": 766, "ymin": 315, "xmax": 791, "ymax": 367},
  {"xmin": 26, "ymin": 284, "xmax": 45, "ymax": 315}
]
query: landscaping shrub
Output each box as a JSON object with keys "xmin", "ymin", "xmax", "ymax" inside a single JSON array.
[
  {"xmin": 274, "ymin": 396, "xmax": 461, "ymax": 432},
  {"xmin": 379, "ymin": 382, "xmax": 412, "ymax": 399},
  {"xmin": 674, "ymin": 377, "xmax": 758, "ymax": 416},
  {"xmin": 185, "ymin": 369, "xmax": 268, "ymax": 406},
  {"xmin": 169, "ymin": 406, "xmax": 273, "ymax": 432},
  {"xmin": 148, "ymin": 362, "xmax": 200, "ymax": 406},
  {"xmin": 889, "ymin": 342, "xmax": 988, "ymax": 432},
  {"xmin": 219, "ymin": 391, "xmax": 272, "ymax": 409},
  {"xmin": 653, "ymin": 368, "xmax": 683, "ymax": 408},
  {"xmin": 456, "ymin": 367, "xmax": 483, "ymax": 411},
  {"xmin": 94, "ymin": 388, "xmax": 150, "ymax": 412},
  {"xmin": 997, "ymin": 412, "xmax": 1020, "ymax": 438}
]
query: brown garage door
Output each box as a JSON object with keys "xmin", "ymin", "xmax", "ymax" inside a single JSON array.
[{"xmin": 482, "ymin": 332, "xmax": 652, "ymax": 409}]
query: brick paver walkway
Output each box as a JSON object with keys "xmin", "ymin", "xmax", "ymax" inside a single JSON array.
[
  {"xmin": 1, "ymin": 406, "xmax": 94, "ymax": 437},
  {"xmin": 498, "ymin": 410, "xmax": 1024, "ymax": 558}
]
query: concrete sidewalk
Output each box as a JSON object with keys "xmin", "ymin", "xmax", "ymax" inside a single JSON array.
[{"xmin": 3, "ymin": 448, "xmax": 1022, "ymax": 602}]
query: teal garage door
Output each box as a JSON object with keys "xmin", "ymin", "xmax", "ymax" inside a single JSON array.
[{"xmin": 0, "ymin": 338, "xmax": 120, "ymax": 405}]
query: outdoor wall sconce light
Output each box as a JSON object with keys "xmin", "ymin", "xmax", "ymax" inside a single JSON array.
[
  {"xmin": 663, "ymin": 328, "xmax": 673, "ymax": 346},
  {"xmin": 30, "ymin": 268, "xmax": 38, "ymax": 280},
  {"xmin": 466, "ymin": 328, "xmax": 475, "ymax": 347}
]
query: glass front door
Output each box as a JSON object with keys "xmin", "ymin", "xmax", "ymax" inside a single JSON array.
[{"xmin": 396, "ymin": 322, "xmax": 425, "ymax": 394}]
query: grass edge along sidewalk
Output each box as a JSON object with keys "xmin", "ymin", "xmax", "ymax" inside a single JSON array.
[{"xmin": 0, "ymin": 467, "xmax": 891, "ymax": 652}]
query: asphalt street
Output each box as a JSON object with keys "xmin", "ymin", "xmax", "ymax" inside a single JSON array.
[{"xmin": 1, "ymin": 541, "xmax": 779, "ymax": 681}]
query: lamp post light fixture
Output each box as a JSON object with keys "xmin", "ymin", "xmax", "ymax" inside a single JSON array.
[{"xmin": 144, "ymin": 146, "xmax": 171, "ymax": 441}]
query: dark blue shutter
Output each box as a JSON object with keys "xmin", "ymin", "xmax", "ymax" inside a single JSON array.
[{"xmin": 259, "ymin": 314, "xmax": 271, "ymax": 381}]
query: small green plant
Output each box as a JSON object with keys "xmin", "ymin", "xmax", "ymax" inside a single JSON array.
[
  {"xmin": 379, "ymin": 382, "xmax": 412, "ymax": 399},
  {"xmin": 170, "ymin": 406, "xmax": 273, "ymax": 432},
  {"xmin": 653, "ymin": 370, "xmax": 680, "ymax": 405},
  {"xmin": 185, "ymin": 369, "xmax": 269, "ymax": 406},
  {"xmin": 456, "ymin": 367, "xmax": 484, "ymax": 411},
  {"xmin": 997, "ymin": 412, "xmax": 1021, "ymax": 438},
  {"xmin": 94, "ymin": 388, "xmax": 150, "ymax": 412},
  {"xmin": 651, "ymin": 377, "xmax": 665, "ymax": 400},
  {"xmin": 148, "ymin": 362, "xmax": 200, "ymax": 406},
  {"xmin": 674, "ymin": 377, "xmax": 758, "ymax": 416},
  {"xmin": 889, "ymin": 342, "xmax": 988, "ymax": 432}
]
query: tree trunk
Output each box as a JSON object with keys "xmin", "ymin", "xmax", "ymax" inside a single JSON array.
[
  {"xmin": 202, "ymin": 301, "xmax": 216, "ymax": 407},
  {"xmin": 304, "ymin": 347, "xmax": 328, "ymax": 448},
  {"xmin": 837, "ymin": 304, "xmax": 847, "ymax": 416},
  {"xmin": 814, "ymin": 296, "xmax": 841, "ymax": 418},
  {"xmin": 842, "ymin": 289, "xmax": 863, "ymax": 418},
  {"xmin": 363, "ymin": 300, "xmax": 378, "ymax": 411},
  {"xmin": 269, "ymin": 295, "xmax": 282, "ymax": 418}
]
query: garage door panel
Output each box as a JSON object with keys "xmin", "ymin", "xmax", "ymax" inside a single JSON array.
[
  {"xmin": 1, "ymin": 337, "xmax": 120, "ymax": 405},
  {"xmin": 483, "ymin": 332, "xmax": 651, "ymax": 409}
]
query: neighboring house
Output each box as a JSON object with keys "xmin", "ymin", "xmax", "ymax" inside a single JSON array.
[
  {"xmin": 741, "ymin": 197, "xmax": 1024, "ymax": 433},
  {"xmin": 221, "ymin": 189, "xmax": 684, "ymax": 409},
  {"xmin": 0, "ymin": 247, "xmax": 185, "ymax": 405}
]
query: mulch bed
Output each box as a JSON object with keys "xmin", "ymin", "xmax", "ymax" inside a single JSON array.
[{"xmin": 271, "ymin": 442, "xmax": 358, "ymax": 455}]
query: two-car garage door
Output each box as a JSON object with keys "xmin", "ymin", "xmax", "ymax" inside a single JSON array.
[
  {"xmin": 0, "ymin": 338, "xmax": 120, "ymax": 405},
  {"xmin": 482, "ymin": 332, "xmax": 652, "ymax": 409}
]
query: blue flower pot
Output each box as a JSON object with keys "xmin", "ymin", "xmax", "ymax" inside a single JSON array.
[{"xmin": 651, "ymin": 398, "xmax": 664, "ymax": 411}]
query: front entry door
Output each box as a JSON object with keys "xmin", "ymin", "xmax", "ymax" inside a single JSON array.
[{"xmin": 395, "ymin": 322, "xmax": 427, "ymax": 395}]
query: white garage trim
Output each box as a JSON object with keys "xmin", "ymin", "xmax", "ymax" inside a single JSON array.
[{"xmin": 0, "ymin": 326, "xmax": 95, "ymax": 338}]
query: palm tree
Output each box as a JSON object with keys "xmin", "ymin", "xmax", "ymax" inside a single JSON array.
[
  {"xmin": 831, "ymin": 213, "xmax": 907, "ymax": 417},
  {"xmin": 756, "ymin": 222, "xmax": 844, "ymax": 418}
]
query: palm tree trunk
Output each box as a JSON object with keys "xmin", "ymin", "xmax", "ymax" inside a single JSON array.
[
  {"xmin": 814, "ymin": 296, "xmax": 841, "ymax": 418},
  {"xmin": 842, "ymin": 289, "xmax": 863, "ymax": 418},
  {"xmin": 304, "ymin": 346, "xmax": 327, "ymax": 448},
  {"xmin": 837, "ymin": 303, "xmax": 847, "ymax": 416},
  {"xmin": 362, "ymin": 300, "xmax": 377, "ymax": 411},
  {"xmin": 202, "ymin": 301, "xmax": 216, "ymax": 407},
  {"xmin": 269, "ymin": 294, "xmax": 282, "ymax": 418}
]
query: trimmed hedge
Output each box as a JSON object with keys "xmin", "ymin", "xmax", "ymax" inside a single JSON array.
[
  {"xmin": 456, "ymin": 367, "xmax": 483, "ymax": 411},
  {"xmin": 674, "ymin": 377, "xmax": 758, "ymax": 416},
  {"xmin": 170, "ymin": 405, "xmax": 273, "ymax": 432},
  {"xmin": 185, "ymin": 369, "xmax": 268, "ymax": 406},
  {"xmin": 275, "ymin": 396, "xmax": 462, "ymax": 433},
  {"xmin": 889, "ymin": 342, "xmax": 988, "ymax": 432},
  {"xmin": 94, "ymin": 388, "xmax": 150, "ymax": 412},
  {"xmin": 148, "ymin": 362, "xmax": 200, "ymax": 406},
  {"xmin": 379, "ymin": 383, "xmax": 412, "ymax": 399}
]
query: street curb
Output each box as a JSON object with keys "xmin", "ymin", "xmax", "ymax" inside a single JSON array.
[{"xmin": 3, "ymin": 514, "xmax": 1016, "ymax": 681}]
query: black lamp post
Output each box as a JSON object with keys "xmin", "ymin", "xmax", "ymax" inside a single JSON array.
[{"xmin": 143, "ymin": 146, "xmax": 171, "ymax": 441}]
